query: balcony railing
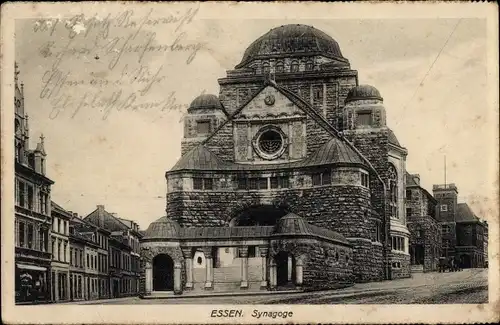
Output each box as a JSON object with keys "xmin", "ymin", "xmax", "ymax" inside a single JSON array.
[
  {"xmin": 15, "ymin": 205, "xmax": 50, "ymax": 221},
  {"xmin": 15, "ymin": 246, "xmax": 52, "ymax": 261}
]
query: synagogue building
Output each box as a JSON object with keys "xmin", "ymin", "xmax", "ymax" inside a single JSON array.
[{"xmin": 139, "ymin": 24, "xmax": 415, "ymax": 296}]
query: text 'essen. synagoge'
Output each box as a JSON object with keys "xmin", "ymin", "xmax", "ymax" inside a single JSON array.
[{"xmin": 139, "ymin": 24, "xmax": 487, "ymax": 296}]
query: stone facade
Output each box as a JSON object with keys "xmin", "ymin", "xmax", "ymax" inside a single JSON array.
[
  {"xmin": 406, "ymin": 174, "xmax": 441, "ymax": 273},
  {"xmin": 141, "ymin": 24, "xmax": 419, "ymax": 296}
]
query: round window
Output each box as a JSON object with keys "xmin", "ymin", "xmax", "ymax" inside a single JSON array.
[
  {"xmin": 197, "ymin": 256, "xmax": 203, "ymax": 265},
  {"xmin": 258, "ymin": 130, "xmax": 283, "ymax": 155}
]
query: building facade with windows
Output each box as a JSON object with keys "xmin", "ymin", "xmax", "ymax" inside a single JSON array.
[
  {"xmin": 140, "ymin": 24, "xmax": 413, "ymax": 297},
  {"xmin": 406, "ymin": 173, "xmax": 441, "ymax": 273},
  {"xmin": 433, "ymin": 184, "xmax": 488, "ymax": 268},
  {"xmin": 14, "ymin": 63, "xmax": 54, "ymax": 304},
  {"xmin": 50, "ymin": 202, "xmax": 71, "ymax": 302},
  {"xmin": 83, "ymin": 205, "xmax": 143, "ymax": 297}
]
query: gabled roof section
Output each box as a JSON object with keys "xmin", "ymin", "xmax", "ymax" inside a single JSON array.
[
  {"xmin": 388, "ymin": 129, "xmax": 401, "ymax": 147},
  {"xmin": 304, "ymin": 137, "xmax": 365, "ymax": 165},
  {"xmin": 456, "ymin": 203, "xmax": 480, "ymax": 223},
  {"xmin": 406, "ymin": 172, "xmax": 419, "ymax": 187},
  {"xmin": 170, "ymin": 145, "xmax": 228, "ymax": 172},
  {"xmin": 51, "ymin": 201, "xmax": 71, "ymax": 218}
]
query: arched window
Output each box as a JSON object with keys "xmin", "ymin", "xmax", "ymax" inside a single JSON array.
[
  {"xmin": 305, "ymin": 61, "xmax": 313, "ymax": 71},
  {"xmin": 291, "ymin": 60, "xmax": 299, "ymax": 72},
  {"xmin": 262, "ymin": 62, "xmax": 270, "ymax": 74},
  {"xmin": 388, "ymin": 164, "xmax": 398, "ymax": 218},
  {"xmin": 275, "ymin": 61, "xmax": 284, "ymax": 73}
]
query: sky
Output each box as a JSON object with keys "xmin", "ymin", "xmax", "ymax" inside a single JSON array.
[{"xmin": 13, "ymin": 7, "xmax": 497, "ymax": 230}]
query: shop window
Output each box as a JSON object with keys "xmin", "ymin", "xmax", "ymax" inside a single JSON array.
[
  {"xmin": 291, "ymin": 60, "xmax": 299, "ymax": 72},
  {"xmin": 361, "ymin": 171, "xmax": 370, "ymax": 187}
]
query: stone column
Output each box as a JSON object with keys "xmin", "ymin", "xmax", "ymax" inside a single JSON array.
[
  {"xmin": 259, "ymin": 247, "xmax": 269, "ymax": 289},
  {"xmin": 269, "ymin": 259, "xmax": 277, "ymax": 289},
  {"xmin": 239, "ymin": 247, "xmax": 249, "ymax": 289},
  {"xmin": 145, "ymin": 262, "xmax": 152, "ymax": 294},
  {"xmin": 174, "ymin": 261, "xmax": 182, "ymax": 294},
  {"xmin": 66, "ymin": 271, "xmax": 71, "ymax": 301},
  {"xmin": 287, "ymin": 255, "xmax": 293, "ymax": 282},
  {"xmin": 181, "ymin": 247, "xmax": 193, "ymax": 290},
  {"xmin": 54, "ymin": 270, "xmax": 59, "ymax": 301},
  {"xmin": 295, "ymin": 258, "xmax": 304, "ymax": 286},
  {"xmin": 203, "ymin": 248, "xmax": 213, "ymax": 290}
]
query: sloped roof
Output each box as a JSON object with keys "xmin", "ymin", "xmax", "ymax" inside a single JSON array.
[
  {"xmin": 405, "ymin": 172, "xmax": 419, "ymax": 187},
  {"xmin": 388, "ymin": 129, "xmax": 401, "ymax": 147},
  {"xmin": 143, "ymin": 217, "xmax": 181, "ymax": 239},
  {"xmin": 170, "ymin": 145, "xmax": 228, "ymax": 172},
  {"xmin": 456, "ymin": 203, "xmax": 480, "ymax": 223},
  {"xmin": 169, "ymin": 136, "xmax": 365, "ymax": 173},
  {"xmin": 51, "ymin": 201, "xmax": 71, "ymax": 217}
]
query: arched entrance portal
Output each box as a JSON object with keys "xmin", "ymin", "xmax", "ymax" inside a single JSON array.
[
  {"xmin": 153, "ymin": 254, "xmax": 174, "ymax": 291},
  {"xmin": 230, "ymin": 205, "xmax": 287, "ymax": 226},
  {"xmin": 276, "ymin": 251, "xmax": 296, "ymax": 287}
]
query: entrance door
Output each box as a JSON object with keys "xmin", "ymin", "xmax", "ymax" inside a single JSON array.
[
  {"xmin": 276, "ymin": 251, "xmax": 295, "ymax": 287},
  {"xmin": 153, "ymin": 254, "xmax": 174, "ymax": 291},
  {"xmin": 415, "ymin": 244, "xmax": 424, "ymax": 265}
]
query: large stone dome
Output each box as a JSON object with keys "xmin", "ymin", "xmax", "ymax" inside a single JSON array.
[
  {"xmin": 187, "ymin": 94, "xmax": 222, "ymax": 113},
  {"xmin": 142, "ymin": 216, "xmax": 180, "ymax": 239},
  {"xmin": 236, "ymin": 24, "xmax": 347, "ymax": 68},
  {"xmin": 345, "ymin": 85, "xmax": 383, "ymax": 103}
]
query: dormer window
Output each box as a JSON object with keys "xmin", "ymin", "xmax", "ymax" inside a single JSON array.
[
  {"xmin": 291, "ymin": 61, "xmax": 299, "ymax": 72},
  {"xmin": 196, "ymin": 120, "xmax": 211, "ymax": 135},
  {"xmin": 357, "ymin": 111, "xmax": 372, "ymax": 127},
  {"xmin": 262, "ymin": 62, "xmax": 270, "ymax": 74},
  {"xmin": 276, "ymin": 61, "xmax": 284, "ymax": 73}
]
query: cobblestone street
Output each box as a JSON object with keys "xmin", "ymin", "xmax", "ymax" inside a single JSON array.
[{"xmin": 72, "ymin": 268, "xmax": 487, "ymax": 305}]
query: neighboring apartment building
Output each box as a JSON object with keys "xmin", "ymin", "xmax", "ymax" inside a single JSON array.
[
  {"xmin": 14, "ymin": 63, "xmax": 54, "ymax": 304},
  {"xmin": 83, "ymin": 205, "xmax": 143, "ymax": 297},
  {"xmin": 69, "ymin": 214, "xmax": 111, "ymax": 301},
  {"xmin": 50, "ymin": 202, "xmax": 71, "ymax": 302},
  {"xmin": 405, "ymin": 173, "xmax": 441, "ymax": 273}
]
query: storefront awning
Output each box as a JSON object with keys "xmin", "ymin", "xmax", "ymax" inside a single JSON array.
[{"xmin": 17, "ymin": 264, "xmax": 47, "ymax": 271}]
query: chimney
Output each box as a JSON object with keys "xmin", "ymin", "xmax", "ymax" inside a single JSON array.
[
  {"xmin": 97, "ymin": 205, "xmax": 105, "ymax": 211},
  {"xmin": 73, "ymin": 212, "xmax": 79, "ymax": 219},
  {"xmin": 411, "ymin": 174, "xmax": 420, "ymax": 186}
]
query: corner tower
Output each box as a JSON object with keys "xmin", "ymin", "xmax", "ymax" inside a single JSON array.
[
  {"xmin": 181, "ymin": 94, "xmax": 228, "ymax": 156},
  {"xmin": 342, "ymin": 85, "xmax": 411, "ymax": 279}
]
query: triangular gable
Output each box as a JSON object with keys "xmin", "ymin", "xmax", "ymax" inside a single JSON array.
[
  {"xmin": 234, "ymin": 85, "xmax": 306, "ymax": 119},
  {"xmin": 203, "ymin": 81, "xmax": 339, "ymax": 146}
]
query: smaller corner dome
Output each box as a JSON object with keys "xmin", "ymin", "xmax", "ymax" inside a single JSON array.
[
  {"xmin": 345, "ymin": 85, "xmax": 383, "ymax": 103},
  {"xmin": 274, "ymin": 213, "xmax": 311, "ymax": 235},
  {"xmin": 188, "ymin": 94, "xmax": 222, "ymax": 112},
  {"xmin": 143, "ymin": 216, "xmax": 180, "ymax": 239}
]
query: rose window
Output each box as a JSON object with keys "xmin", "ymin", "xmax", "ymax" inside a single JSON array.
[{"xmin": 258, "ymin": 130, "xmax": 283, "ymax": 155}]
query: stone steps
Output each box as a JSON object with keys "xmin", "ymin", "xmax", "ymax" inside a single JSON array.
[{"xmin": 411, "ymin": 265, "xmax": 424, "ymax": 273}]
